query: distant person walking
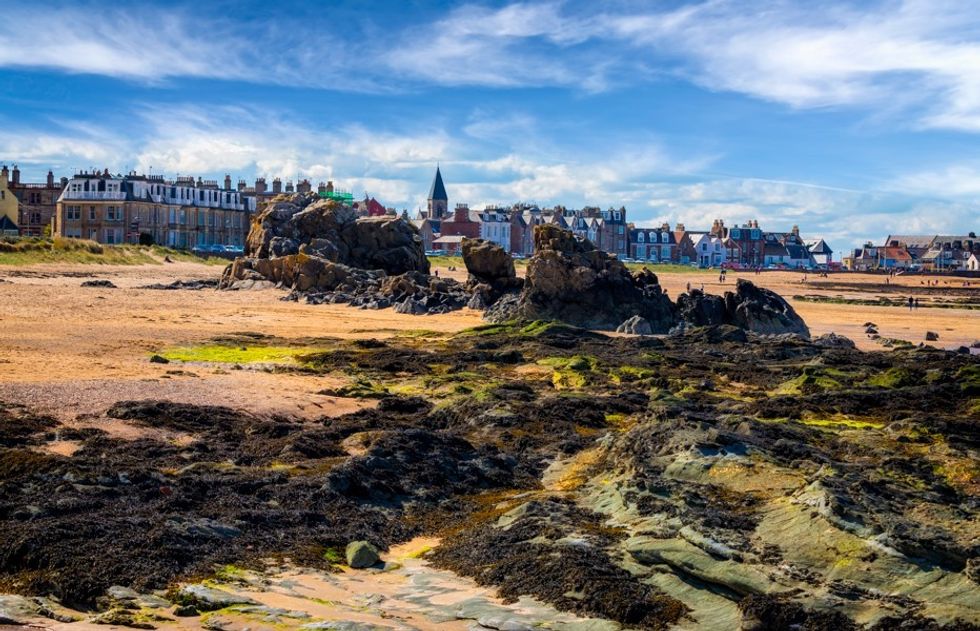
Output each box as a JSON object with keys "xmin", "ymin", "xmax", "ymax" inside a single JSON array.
[
  {"xmin": 914, "ymin": 298, "xmax": 920, "ymax": 310},
  {"xmin": 908, "ymin": 296, "xmax": 914, "ymax": 311}
]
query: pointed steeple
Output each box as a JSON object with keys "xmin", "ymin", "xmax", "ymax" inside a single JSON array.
[
  {"xmin": 428, "ymin": 165, "xmax": 448, "ymax": 202},
  {"xmin": 427, "ymin": 166, "xmax": 448, "ymax": 219}
]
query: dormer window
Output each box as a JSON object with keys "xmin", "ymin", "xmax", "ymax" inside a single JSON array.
[{"xmin": 638, "ymin": 232, "xmax": 645, "ymax": 242}]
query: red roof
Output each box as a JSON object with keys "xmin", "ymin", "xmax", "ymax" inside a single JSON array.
[
  {"xmin": 365, "ymin": 197, "xmax": 386, "ymax": 217},
  {"xmin": 883, "ymin": 246, "xmax": 912, "ymax": 261}
]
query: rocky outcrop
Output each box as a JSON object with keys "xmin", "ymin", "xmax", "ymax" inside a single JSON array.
[
  {"xmin": 218, "ymin": 193, "xmax": 468, "ymax": 313},
  {"xmin": 676, "ymin": 289, "xmax": 727, "ymax": 327},
  {"xmin": 462, "ymin": 238, "xmax": 523, "ymax": 308},
  {"xmin": 725, "ymin": 279, "xmax": 810, "ymax": 338},
  {"xmin": 486, "ymin": 225, "xmax": 677, "ymax": 331},
  {"xmin": 674, "ymin": 281, "xmax": 810, "ymax": 338},
  {"xmin": 223, "ymin": 193, "xmax": 428, "ymax": 292},
  {"xmin": 242, "ymin": 193, "xmax": 427, "ymax": 275}
]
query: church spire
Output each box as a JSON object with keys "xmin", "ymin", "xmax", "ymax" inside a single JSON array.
[{"xmin": 427, "ymin": 166, "xmax": 448, "ymax": 219}]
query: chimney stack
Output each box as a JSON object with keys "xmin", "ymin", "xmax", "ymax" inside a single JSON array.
[
  {"xmin": 326, "ymin": 180, "xmax": 334, "ymax": 194},
  {"xmin": 12, "ymin": 165, "xmax": 20, "ymax": 185},
  {"xmin": 272, "ymin": 177, "xmax": 282, "ymax": 194},
  {"xmin": 47, "ymin": 170, "xmax": 54, "ymax": 187},
  {"xmin": 224, "ymin": 174, "xmax": 232, "ymax": 190},
  {"xmin": 238, "ymin": 179, "xmax": 246, "ymax": 192},
  {"xmin": 255, "ymin": 177, "xmax": 267, "ymax": 194}
]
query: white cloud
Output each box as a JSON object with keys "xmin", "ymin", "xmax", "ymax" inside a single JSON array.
[
  {"xmin": 605, "ymin": 0, "xmax": 980, "ymax": 132},
  {"xmin": 0, "ymin": 7, "xmax": 246, "ymax": 82},
  {"xmin": 889, "ymin": 163, "xmax": 980, "ymax": 198},
  {"xmin": 4, "ymin": 1, "xmax": 980, "ymax": 132}
]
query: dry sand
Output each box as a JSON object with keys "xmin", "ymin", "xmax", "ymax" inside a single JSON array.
[{"xmin": 0, "ymin": 262, "xmax": 977, "ymax": 425}]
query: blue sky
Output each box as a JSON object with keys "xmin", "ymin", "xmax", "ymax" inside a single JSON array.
[{"xmin": 1, "ymin": 0, "xmax": 979, "ymax": 252}]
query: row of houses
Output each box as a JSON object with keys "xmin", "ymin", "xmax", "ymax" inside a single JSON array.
[
  {"xmin": 411, "ymin": 168, "xmax": 835, "ymax": 268},
  {"xmin": 844, "ymin": 234, "xmax": 980, "ymax": 271},
  {"xmin": 1, "ymin": 164, "xmax": 364, "ymax": 247}
]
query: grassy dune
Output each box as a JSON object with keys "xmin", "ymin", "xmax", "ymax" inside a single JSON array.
[{"xmin": 0, "ymin": 237, "xmax": 225, "ymax": 266}]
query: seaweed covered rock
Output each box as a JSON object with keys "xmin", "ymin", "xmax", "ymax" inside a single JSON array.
[{"xmin": 487, "ymin": 225, "xmax": 676, "ymax": 331}]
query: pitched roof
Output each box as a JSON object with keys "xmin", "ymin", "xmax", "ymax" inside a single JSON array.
[
  {"xmin": 806, "ymin": 239, "xmax": 832, "ymax": 253},
  {"xmin": 785, "ymin": 244, "xmax": 811, "ymax": 259},
  {"xmin": 884, "ymin": 234, "xmax": 935, "ymax": 249},
  {"xmin": 883, "ymin": 246, "xmax": 913, "ymax": 260},
  {"xmin": 428, "ymin": 167, "xmax": 448, "ymax": 202}
]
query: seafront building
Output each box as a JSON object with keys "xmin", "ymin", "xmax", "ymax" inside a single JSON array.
[
  {"xmin": 0, "ymin": 164, "xmax": 65, "ymax": 237},
  {"xmin": 844, "ymin": 234, "xmax": 980, "ymax": 271},
  {"xmin": 56, "ymin": 170, "xmax": 257, "ymax": 248}
]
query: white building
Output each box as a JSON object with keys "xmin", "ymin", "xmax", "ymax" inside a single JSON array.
[
  {"xmin": 477, "ymin": 207, "xmax": 511, "ymax": 252},
  {"xmin": 692, "ymin": 233, "xmax": 727, "ymax": 267}
]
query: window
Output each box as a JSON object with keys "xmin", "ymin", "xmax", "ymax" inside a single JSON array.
[
  {"xmin": 661, "ymin": 232, "xmax": 668, "ymax": 243},
  {"xmin": 731, "ymin": 229, "xmax": 741, "ymax": 239},
  {"xmin": 89, "ymin": 206, "xmax": 97, "ymax": 220},
  {"xmin": 618, "ymin": 226, "xmax": 625, "ymax": 235},
  {"xmin": 751, "ymin": 229, "xmax": 760, "ymax": 240},
  {"xmin": 637, "ymin": 232, "xmax": 644, "ymax": 242}
]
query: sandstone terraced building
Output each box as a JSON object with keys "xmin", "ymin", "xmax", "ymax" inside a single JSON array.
[{"xmin": 56, "ymin": 170, "xmax": 257, "ymax": 248}]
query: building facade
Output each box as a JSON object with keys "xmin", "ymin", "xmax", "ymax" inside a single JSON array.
[
  {"xmin": 630, "ymin": 224, "xmax": 675, "ymax": 262},
  {"xmin": 478, "ymin": 207, "xmax": 511, "ymax": 252},
  {"xmin": 56, "ymin": 170, "xmax": 256, "ymax": 248},
  {"xmin": 438, "ymin": 204, "xmax": 481, "ymax": 240},
  {"xmin": 1, "ymin": 165, "xmax": 65, "ymax": 237}
]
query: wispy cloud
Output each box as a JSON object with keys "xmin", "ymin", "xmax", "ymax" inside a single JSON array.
[
  {"xmin": 4, "ymin": 1, "xmax": 980, "ymax": 132},
  {"xmin": 0, "ymin": 6, "xmax": 246, "ymax": 82},
  {"xmin": 606, "ymin": 0, "xmax": 980, "ymax": 132}
]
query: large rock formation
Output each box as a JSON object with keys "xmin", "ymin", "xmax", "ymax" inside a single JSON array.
[
  {"xmin": 674, "ymin": 282, "xmax": 810, "ymax": 338},
  {"xmin": 230, "ymin": 192, "xmax": 429, "ymax": 279},
  {"xmin": 725, "ymin": 279, "xmax": 810, "ymax": 337},
  {"xmin": 461, "ymin": 238, "xmax": 523, "ymax": 309},
  {"xmin": 220, "ymin": 193, "xmax": 436, "ymax": 300},
  {"xmin": 486, "ymin": 225, "xmax": 676, "ymax": 331}
]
